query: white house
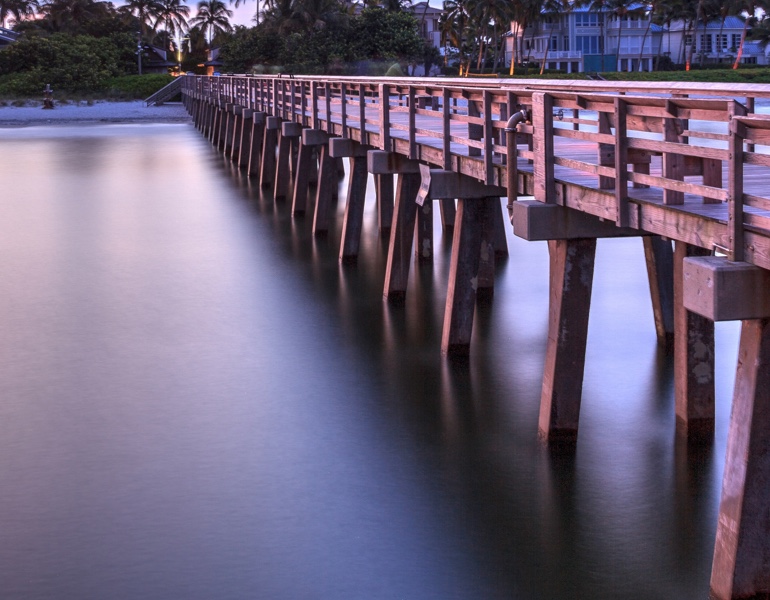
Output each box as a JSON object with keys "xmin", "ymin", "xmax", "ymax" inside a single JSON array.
[
  {"xmin": 658, "ymin": 16, "xmax": 768, "ymax": 66},
  {"xmin": 507, "ymin": 4, "xmax": 663, "ymax": 73},
  {"xmin": 406, "ymin": 1, "xmax": 443, "ymax": 49},
  {"xmin": 506, "ymin": 8, "xmax": 766, "ymax": 72}
]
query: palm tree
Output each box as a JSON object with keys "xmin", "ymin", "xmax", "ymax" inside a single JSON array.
[
  {"xmin": 291, "ymin": 0, "xmax": 343, "ymax": 32},
  {"xmin": 440, "ymin": 0, "xmax": 470, "ymax": 74},
  {"xmin": 189, "ymin": 0, "xmax": 231, "ymax": 44},
  {"xmin": 39, "ymin": 0, "xmax": 111, "ymax": 32},
  {"xmin": 154, "ymin": 0, "xmax": 189, "ymax": 50},
  {"xmin": 731, "ymin": 0, "xmax": 769, "ymax": 68},
  {"xmin": 607, "ymin": 0, "xmax": 645, "ymax": 71},
  {"xmin": 0, "ymin": 0, "xmax": 38, "ymax": 28},
  {"xmin": 125, "ymin": 0, "xmax": 163, "ymax": 37}
]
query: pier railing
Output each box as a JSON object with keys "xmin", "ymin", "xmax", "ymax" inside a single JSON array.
[{"xmin": 181, "ymin": 74, "xmax": 770, "ymax": 265}]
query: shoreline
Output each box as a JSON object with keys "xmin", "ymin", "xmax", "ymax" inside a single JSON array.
[{"xmin": 0, "ymin": 100, "xmax": 191, "ymax": 128}]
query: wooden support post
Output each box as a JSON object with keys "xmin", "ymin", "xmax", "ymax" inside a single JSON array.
[
  {"xmin": 492, "ymin": 199, "xmax": 508, "ymax": 256},
  {"xmin": 247, "ymin": 112, "xmax": 265, "ymax": 179},
  {"xmin": 539, "ymin": 238, "xmax": 597, "ymax": 443},
  {"xmin": 376, "ymin": 174, "xmax": 394, "ymax": 234},
  {"xmin": 339, "ymin": 154, "xmax": 370, "ymax": 261},
  {"xmin": 229, "ymin": 105, "xmax": 243, "ymax": 161},
  {"xmin": 415, "ymin": 201, "xmax": 433, "ymax": 262},
  {"xmin": 274, "ymin": 121, "xmax": 302, "ymax": 200},
  {"xmin": 674, "ymin": 241, "xmax": 714, "ymax": 440},
  {"xmin": 383, "ymin": 172, "xmax": 421, "ymax": 301},
  {"xmin": 312, "ymin": 143, "xmax": 336, "ymax": 234},
  {"xmin": 439, "ymin": 198, "xmax": 456, "ymax": 230},
  {"xmin": 237, "ymin": 109, "xmax": 252, "ymax": 168},
  {"xmin": 710, "ymin": 318, "xmax": 770, "ymax": 600},
  {"xmin": 221, "ymin": 103, "xmax": 234, "ymax": 152},
  {"xmin": 292, "ymin": 140, "xmax": 314, "ymax": 215},
  {"xmin": 643, "ymin": 236, "xmax": 675, "ymax": 348},
  {"xmin": 332, "ymin": 138, "xmax": 371, "ymax": 260},
  {"xmin": 260, "ymin": 116, "xmax": 279, "ymax": 188},
  {"xmin": 441, "ymin": 197, "xmax": 498, "ymax": 355}
]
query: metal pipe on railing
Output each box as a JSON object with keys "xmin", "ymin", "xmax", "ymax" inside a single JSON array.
[{"xmin": 505, "ymin": 108, "xmax": 528, "ymax": 208}]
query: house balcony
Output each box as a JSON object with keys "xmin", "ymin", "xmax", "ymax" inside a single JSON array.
[{"xmin": 524, "ymin": 50, "xmax": 583, "ymax": 60}]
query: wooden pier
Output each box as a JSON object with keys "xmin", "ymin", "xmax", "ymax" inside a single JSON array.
[{"xmin": 180, "ymin": 74, "xmax": 770, "ymax": 599}]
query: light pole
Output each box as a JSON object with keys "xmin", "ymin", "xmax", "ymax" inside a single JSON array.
[{"xmin": 136, "ymin": 31, "xmax": 143, "ymax": 75}]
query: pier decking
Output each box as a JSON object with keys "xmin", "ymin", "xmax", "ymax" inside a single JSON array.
[{"xmin": 180, "ymin": 74, "xmax": 770, "ymax": 600}]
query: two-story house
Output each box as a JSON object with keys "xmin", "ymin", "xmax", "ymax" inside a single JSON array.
[{"xmin": 507, "ymin": 4, "xmax": 663, "ymax": 73}]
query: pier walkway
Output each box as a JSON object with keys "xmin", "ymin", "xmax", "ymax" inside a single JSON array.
[{"xmin": 180, "ymin": 74, "xmax": 770, "ymax": 599}]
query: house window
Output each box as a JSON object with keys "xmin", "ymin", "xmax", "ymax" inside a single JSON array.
[
  {"xmin": 744, "ymin": 56, "xmax": 757, "ymax": 64},
  {"xmin": 684, "ymin": 34, "xmax": 693, "ymax": 47},
  {"xmin": 550, "ymin": 35, "xmax": 558, "ymax": 50},
  {"xmin": 576, "ymin": 35, "xmax": 603, "ymax": 54},
  {"xmin": 575, "ymin": 13, "xmax": 603, "ymax": 27},
  {"xmin": 715, "ymin": 34, "xmax": 727, "ymax": 52},
  {"xmin": 563, "ymin": 36, "xmax": 569, "ymax": 51},
  {"xmin": 732, "ymin": 34, "xmax": 741, "ymax": 49},
  {"xmin": 700, "ymin": 34, "xmax": 712, "ymax": 53}
]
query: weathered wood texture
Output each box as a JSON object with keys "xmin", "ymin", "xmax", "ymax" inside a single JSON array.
[
  {"xmin": 539, "ymin": 238, "xmax": 596, "ymax": 443},
  {"xmin": 710, "ymin": 318, "xmax": 770, "ymax": 600}
]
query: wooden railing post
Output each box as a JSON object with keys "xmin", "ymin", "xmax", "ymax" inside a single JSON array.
[
  {"xmin": 614, "ymin": 97, "xmax": 629, "ymax": 227},
  {"xmin": 663, "ymin": 99, "xmax": 685, "ymax": 205},
  {"xmin": 379, "ymin": 83, "xmax": 390, "ymax": 151},
  {"xmin": 728, "ymin": 101, "xmax": 747, "ymax": 262},
  {"xmin": 408, "ymin": 86, "xmax": 416, "ymax": 159},
  {"xmin": 442, "ymin": 87, "xmax": 451, "ymax": 170},
  {"xmin": 532, "ymin": 92, "xmax": 554, "ymax": 203},
  {"xmin": 483, "ymin": 90, "xmax": 493, "ymax": 185}
]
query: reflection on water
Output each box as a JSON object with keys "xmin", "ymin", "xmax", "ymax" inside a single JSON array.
[{"xmin": 0, "ymin": 123, "xmax": 740, "ymax": 599}]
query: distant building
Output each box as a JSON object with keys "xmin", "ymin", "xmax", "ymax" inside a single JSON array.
[
  {"xmin": 506, "ymin": 8, "xmax": 766, "ymax": 73},
  {"xmin": 405, "ymin": 2, "xmax": 442, "ymax": 49},
  {"xmin": 659, "ymin": 16, "xmax": 768, "ymax": 66}
]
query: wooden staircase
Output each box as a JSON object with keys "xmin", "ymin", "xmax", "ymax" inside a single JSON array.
[{"xmin": 145, "ymin": 77, "xmax": 183, "ymax": 106}]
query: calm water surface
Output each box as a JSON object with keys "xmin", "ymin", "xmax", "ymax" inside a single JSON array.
[{"xmin": 0, "ymin": 123, "xmax": 741, "ymax": 599}]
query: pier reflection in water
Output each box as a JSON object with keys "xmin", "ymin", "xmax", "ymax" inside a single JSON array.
[{"xmin": 0, "ymin": 123, "xmax": 740, "ymax": 599}]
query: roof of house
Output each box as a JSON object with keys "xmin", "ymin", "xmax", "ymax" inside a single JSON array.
[
  {"xmin": 0, "ymin": 27, "xmax": 20, "ymax": 44},
  {"xmin": 408, "ymin": 1, "xmax": 443, "ymax": 15}
]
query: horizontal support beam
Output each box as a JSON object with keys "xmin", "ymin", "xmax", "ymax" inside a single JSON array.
[
  {"xmin": 281, "ymin": 121, "xmax": 303, "ymax": 137},
  {"xmin": 266, "ymin": 116, "xmax": 281, "ymax": 130},
  {"xmin": 252, "ymin": 112, "xmax": 266, "ymax": 125},
  {"xmin": 302, "ymin": 129, "xmax": 329, "ymax": 146},
  {"xmin": 419, "ymin": 166, "xmax": 506, "ymax": 202},
  {"xmin": 512, "ymin": 200, "xmax": 642, "ymax": 241},
  {"xmin": 367, "ymin": 150, "xmax": 420, "ymax": 175},
  {"xmin": 683, "ymin": 257, "xmax": 770, "ymax": 321},
  {"xmin": 330, "ymin": 138, "xmax": 370, "ymax": 158}
]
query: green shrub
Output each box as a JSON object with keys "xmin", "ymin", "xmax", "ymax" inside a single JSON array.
[{"xmin": 105, "ymin": 74, "xmax": 175, "ymax": 99}]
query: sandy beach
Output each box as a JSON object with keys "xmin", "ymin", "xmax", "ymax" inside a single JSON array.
[{"xmin": 0, "ymin": 100, "xmax": 191, "ymax": 127}]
